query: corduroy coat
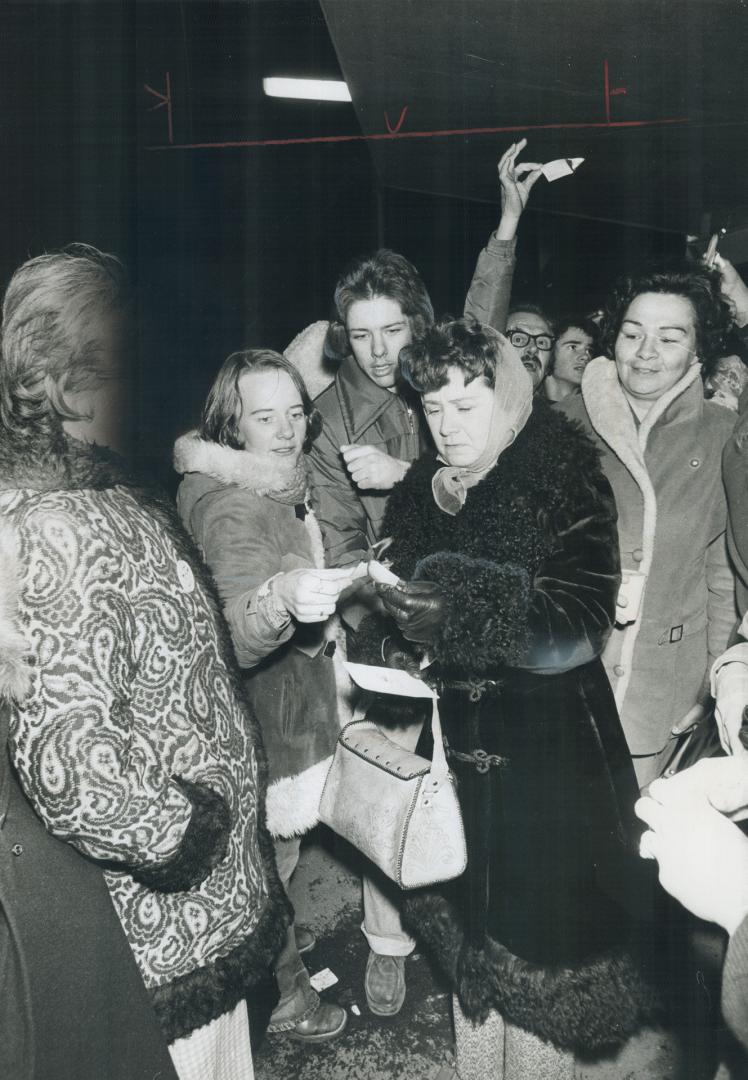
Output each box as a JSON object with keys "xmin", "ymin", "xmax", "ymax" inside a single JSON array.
[
  {"xmin": 175, "ymin": 434, "xmax": 352, "ymax": 840},
  {"xmin": 561, "ymin": 358, "xmax": 737, "ymax": 757},
  {"xmin": 352, "ymin": 400, "xmax": 670, "ymax": 1055},
  {"xmin": 0, "ymin": 433, "xmax": 290, "ymax": 1046}
]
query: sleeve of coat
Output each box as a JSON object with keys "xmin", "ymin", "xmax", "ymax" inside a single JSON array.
[
  {"xmin": 308, "ymin": 418, "xmax": 371, "ymax": 567},
  {"xmin": 195, "ymin": 488, "xmax": 297, "ymax": 668},
  {"xmin": 706, "ymin": 529, "xmax": 739, "ymax": 676},
  {"xmin": 412, "ymin": 473, "xmax": 621, "ymax": 676},
  {"xmin": 462, "ymin": 234, "xmax": 516, "ymax": 332},
  {"xmin": 9, "ymin": 508, "xmax": 230, "ymax": 893}
]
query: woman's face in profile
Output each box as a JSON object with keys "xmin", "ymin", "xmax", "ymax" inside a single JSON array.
[
  {"xmin": 421, "ymin": 365, "xmax": 494, "ymax": 467},
  {"xmin": 614, "ymin": 292, "xmax": 698, "ymax": 404}
]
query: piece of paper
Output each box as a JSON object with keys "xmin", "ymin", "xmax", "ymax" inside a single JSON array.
[
  {"xmin": 309, "ymin": 967, "xmax": 339, "ymax": 991},
  {"xmin": 344, "ymin": 661, "xmax": 435, "ymax": 699},
  {"xmin": 541, "ymin": 157, "xmax": 584, "ymax": 182},
  {"xmin": 367, "ymin": 559, "xmax": 400, "ymax": 586}
]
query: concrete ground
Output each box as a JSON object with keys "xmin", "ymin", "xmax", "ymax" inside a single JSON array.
[
  {"xmin": 253, "ymin": 827, "xmax": 748, "ymax": 1080},
  {"xmin": 254, "ymin": 827, "xmax": 456, "ymax": 1080}
]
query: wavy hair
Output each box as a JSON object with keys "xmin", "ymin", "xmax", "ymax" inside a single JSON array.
[
  {"xmin": 325, "ymin": 249, "xmax": 434, "ymax": 362},
  {"xmin": 400, "ymin": 317, "xmax": 501, "ymax": 392},
  {"xmin": 0, "ymin": 244, "xmax": 129, "ymax": 441},
  {"xmin": 601, "ymin": 261, "xmax": 734, "ymax": 379},
  {"xmin": 199, "ymin": 348, "xmax": 322, "ymax": 451}
]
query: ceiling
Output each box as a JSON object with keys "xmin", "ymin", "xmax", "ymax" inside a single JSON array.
[{"xmin": 321, "ymin": 0, "xmax": 748, "ymax": 238}]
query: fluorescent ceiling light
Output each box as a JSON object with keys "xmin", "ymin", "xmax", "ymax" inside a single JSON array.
[{"xmin": 263, "ymin": 77, "xmax": 351, "ymax": 102}]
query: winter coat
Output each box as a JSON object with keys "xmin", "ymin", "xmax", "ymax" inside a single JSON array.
[
  {"xmin": 560, "ymin": 358, "xmax": 737, "ymax": 756},
  {"xmin": 174, "ymin": 435, "xmax": 352, "ymax": 839},
  {"xmin": 307, "ymin": 234, "xmax": 517, "ymax": 568},
  {"xmin": 722, "ymin": 382, "xmax": 748, "ymax": 613},
  {"xmin": 0, "ymin": 434, "xmax": 290, "ymax": 1045},
  {"xmin": 351, "ymin": 400, "xmax": 666, "ymax": 1056},
  {"xmin": 0, "ymin": 700, "xmax": 177, "ymax": 1080}
]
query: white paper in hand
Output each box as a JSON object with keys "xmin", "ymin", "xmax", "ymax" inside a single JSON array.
[
  {"xmin": 368, "ymin": 560, "xmax": 400, "ymax": 586},
  {"xmin": 344, "ymin": 661, "xmax": 435, "ymax": 699},
  {"xmin": 541, "ymin": 157, "xmax": 584, "ymax": 182}
]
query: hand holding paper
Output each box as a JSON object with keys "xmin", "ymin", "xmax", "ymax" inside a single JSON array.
[{"xmin": 540, "ymin": 157, "xmax": 584, "ymax": 183}]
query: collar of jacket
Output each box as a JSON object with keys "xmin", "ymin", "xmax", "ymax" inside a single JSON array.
[
  {"xmin": 0, "ymin": 431, "xmax": 131, "ymax": 495},
  {"xmin": 581, "ymin": 355, "xmax": 703, "ymax": 469},
  {"xmin": 334, "ymin": 354, "xmax": 407, "ymax": 441},
  {"xmin": 173, "ymin": 431, "xmax": 308, "ymax": 497}
]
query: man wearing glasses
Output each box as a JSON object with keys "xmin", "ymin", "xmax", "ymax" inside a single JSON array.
[{"xmin": 505, "ymin": 303, "xmax": 556, "ymax": 390}]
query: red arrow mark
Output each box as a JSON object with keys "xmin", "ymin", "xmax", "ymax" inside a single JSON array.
[{"xmin": 144, "ymin": 72, "xmax": 173, "ymax": 145}]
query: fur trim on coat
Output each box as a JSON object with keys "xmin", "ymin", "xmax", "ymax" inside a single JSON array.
[{"xmin": 175, "ymin": 431, "xmax": 353, "ymax": 839}]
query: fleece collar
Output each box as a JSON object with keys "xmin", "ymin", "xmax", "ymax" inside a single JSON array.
[
  {"xmin": 173, "ymin": 431, "xmax": 308, "ymax": 498},
  {"xmin": 580, "ymin": 356, "xmax": 702, "ymax": 474}
]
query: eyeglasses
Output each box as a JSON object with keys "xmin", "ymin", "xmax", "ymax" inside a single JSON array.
[{"xmin": 507, "ymin": 330, "xmax": 555, "ymax": 352}]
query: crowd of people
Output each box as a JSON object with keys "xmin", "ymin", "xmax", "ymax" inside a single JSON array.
[{"xmin": 3, "ymin": 141, "xmax": 748, "ymax": 1080}]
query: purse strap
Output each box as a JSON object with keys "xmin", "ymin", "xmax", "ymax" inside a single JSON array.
[{"xmin": 353, "ymin": 688, "xmax": 449, "ymax": 781}]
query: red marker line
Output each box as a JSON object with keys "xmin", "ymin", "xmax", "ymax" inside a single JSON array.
[{"xmin": 146, "ymin": 116, "xmax": 690, "ymax": 151}]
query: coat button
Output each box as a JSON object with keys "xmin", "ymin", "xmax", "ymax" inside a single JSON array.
[
  {"xmin": 613, "ymin": 665, "xmax": 625, "ymax": 677},
  {"xmin": 632, "ymin": 548, "xmax": 644, "ymax": 563},
  {"xmin": 617, "ymin": 596, "xmax": 629, "ymax": 608},
  {"xmin": 11, "ymin": 843, "xmax": 23, "ymax": 856},
  {"xmin": 176, "ymin": 559, "xmax": 195, "ymax": 593},
  {"xmin": 689, "ymin": 458, "xmax": 700, "ymax": 469}
]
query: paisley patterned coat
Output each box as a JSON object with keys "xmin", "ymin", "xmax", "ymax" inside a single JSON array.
[{"xmin": 0, "ymin": 434, "xmax": 290, "ymax": 1043}]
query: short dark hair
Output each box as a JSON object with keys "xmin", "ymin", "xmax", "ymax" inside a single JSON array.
[
  {"xmin": 0, "ymin": 243, "xmax": 129, "ymax": 440},
  {"xmin": 325, "ymin": 249, "xmax": 434, "ymax": 361},
  {"xmin": 506, "ymin": 303, "xmax": 555, "ymax": 333},
  {"xmin": 199, "ymin": 348, "xmax": 322, "ymax": 451},
  {"xmin": 400, "ymin": 317, "xmax": 500, "ymax": 392},
  {"xmin": 550, "ymin": 315, "xmax": 600, "ymax": 373},
  {"xmin": 601, "ymin": 262, "xmax": 734, "ymax": 379}
]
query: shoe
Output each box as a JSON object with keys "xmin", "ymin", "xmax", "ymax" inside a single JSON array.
[
  {"xmin": 295, "ymin": 925, "xmax": 316, "ymax": 955},
  {"xmin": 364, "ymin": 951, "xmax": 406, "ymax": 1016},
  {"xmin": 285, "ymin": 1002, "xmax": 348, "ymax": 1044}
]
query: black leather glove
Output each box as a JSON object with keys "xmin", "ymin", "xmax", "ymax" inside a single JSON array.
[{"xmin": 377, "ymin": 580, "xmax": 446, "ymax": 644}]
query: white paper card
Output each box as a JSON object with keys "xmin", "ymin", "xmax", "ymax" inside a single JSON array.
[
  {"xmin": 367, "ymin": 560, "xmax": 400, "ymax": 586},
  {"xmin": 309, "ymin": 967, "xmax": 339, "ymax": 992},
  {"xmin": 343, "ymin": 661, "xmax": 435, "ymax": 699},
  {"xmin": 541, "ymin": 157, "xmax": 584, "ymax": 182}
]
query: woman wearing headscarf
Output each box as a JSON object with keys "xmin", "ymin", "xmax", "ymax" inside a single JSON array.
[{"xmin": 352, "ymin": 318, "xmax": 681, "ymax": 1077}]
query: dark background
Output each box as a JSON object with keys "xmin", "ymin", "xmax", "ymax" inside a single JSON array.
[{"xmin": 1, "ymin": 0, "xmax": 746, "ymax": 479}]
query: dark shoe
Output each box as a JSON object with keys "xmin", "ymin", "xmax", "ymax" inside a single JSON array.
[
  {"xmin": 286, "ymin": 1002, "xmax": 348, "ymax": 1044},
  {"xmin": 364, "ymin": 951, "xmax": 406, "ymax": 1016},
  {"xmin": 295, "ymin": 925, "xmax": 316, "ymax": 955}
]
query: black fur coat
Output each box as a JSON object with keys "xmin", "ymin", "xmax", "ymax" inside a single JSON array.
[{"xmin": 354, "ymin": 401, "xmax": 675, "ymax": 1055}]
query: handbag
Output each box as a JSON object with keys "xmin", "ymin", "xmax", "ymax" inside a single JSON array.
[{"xmin": 319, "ymin": 670, "xmax": 467, "ymax": 890}]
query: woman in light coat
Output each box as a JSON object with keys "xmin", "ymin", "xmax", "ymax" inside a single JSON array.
[
  {"xmin": 560, "ymin": 263, "xmax": 737, "ymax": 786},
  {"xmin": 176, "ymin": 349, "xmax": 353, "ymax": 1044}
]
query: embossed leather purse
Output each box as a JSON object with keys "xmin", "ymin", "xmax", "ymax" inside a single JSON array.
[{"xmin": 318, "ymin": 663, "xmax": 467, "ymax": 890}]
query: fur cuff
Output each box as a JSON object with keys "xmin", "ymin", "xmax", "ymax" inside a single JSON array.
[
  {"xmin": 131, "ymin": 778, "xmax": 232, "ymax": 893},
  {"xmin": 266, "ymin": 757, "xmax": 332, "ymax": 839},
  {"xmin": 414, "ymin": 553, "xmax": 531, "ymax": 674}
]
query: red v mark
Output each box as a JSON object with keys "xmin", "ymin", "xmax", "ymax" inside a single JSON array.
[{"xmin": 384, "ymin": 106, "xmax": 408, "ymax": 134}]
